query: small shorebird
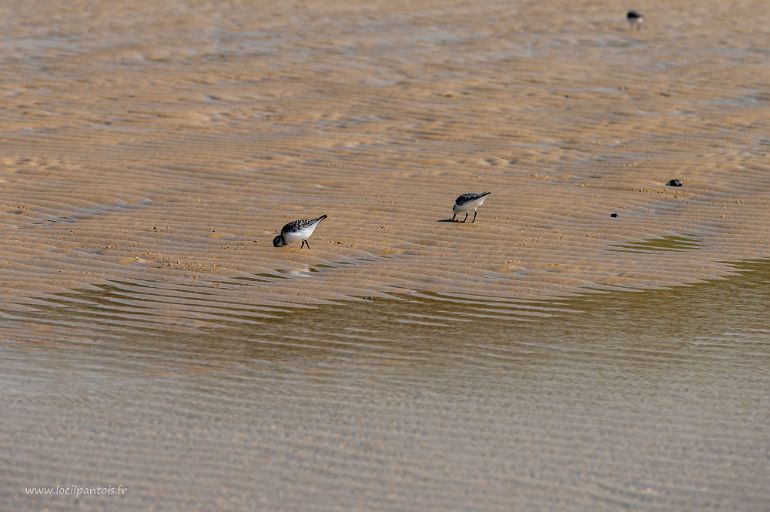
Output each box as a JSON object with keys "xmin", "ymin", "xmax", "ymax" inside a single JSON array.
[
  {"xmin": 452, "ymin": 192, "xmax": 491, "ymax": 223},
  {"xmin": 627, "ymin": 10, "xmax": 644, "ymax": 30},
  {"xmin": 273, "ymin": 215, "xmax": 327, "ymax": 249}
]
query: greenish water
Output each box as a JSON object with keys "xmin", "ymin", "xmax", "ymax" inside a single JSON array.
[
  {"xmin": 1, "ymin": 260, "xmax": 769, "ymax": 511},
  {"xmin": 608, "ymin": 234, "xmax": 702, "ymax": 254}
]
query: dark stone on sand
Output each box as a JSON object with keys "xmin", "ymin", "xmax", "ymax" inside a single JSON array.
[
  {"xmin": 666, "ymin": 179, "xmax": 683, "ymax": 187},
  {"xmin": 610, "ymin": 213, "xmax": 618, "ymax": 218}
]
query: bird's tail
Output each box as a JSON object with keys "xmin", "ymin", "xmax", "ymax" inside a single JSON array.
[
  {"xmin": 481, "ymin": 192, "xmax": 492, "ymax": 197},
  {"xmin": 316, "ymin": 214, "xmax": 328, "ymax": 222}
]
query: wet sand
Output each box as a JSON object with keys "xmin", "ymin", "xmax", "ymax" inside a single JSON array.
[
  {"xmin": 1, "ymin": 0, "xmax": 770, "ymax": 510},
  {"xmin": 2, "ymin": 0, "xmax": 770, "ymax": 309},
  {"xmin": 3, "ymin": 261, "xmax": 770, "ymax": 510}
]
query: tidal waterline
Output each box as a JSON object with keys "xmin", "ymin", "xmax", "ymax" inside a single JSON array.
[
  {"xmin": 2, "ymin": 0, "xmax": 769, "ymax": 508},
  {"xmin": 1, "ymin": 260, "xmax": 768, "ymax": 510}
]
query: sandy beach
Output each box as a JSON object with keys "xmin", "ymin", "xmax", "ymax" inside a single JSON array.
[{"xmin": 1, "ymin": 0, "xmax": 769, "ymax": 510}]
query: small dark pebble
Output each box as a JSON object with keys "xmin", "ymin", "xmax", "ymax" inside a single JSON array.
[
  {"xmin": 610, "ymin": 213, "xmax": 618, "ymax": 218},
  {"xmin": 666, "ymin": 179, "xmax": 683, "ymax": 187}
]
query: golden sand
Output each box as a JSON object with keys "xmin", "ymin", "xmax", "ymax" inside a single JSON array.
[
  {"xmin": 2, "ymin": 2, "xmax": 770, "ymax": 509},
  {"xmin": 2, "ymin": 0, "xmax": 770, "ymax": 320}
]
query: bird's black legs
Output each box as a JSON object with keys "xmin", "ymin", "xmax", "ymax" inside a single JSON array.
[
  {"xmin": 301, "ymin": 240, "xmax": 309, "ymax": 249},
  {"xmin": 452, "ymin": 212, "xmax": 457, "ymax": 222},
  {"xmin": 472, "ymin": 210, "xmax": 477, "ymax": 223},
  {"xmin": 463, "ymin": 212, "xmax": 468, "ymax": 223}
]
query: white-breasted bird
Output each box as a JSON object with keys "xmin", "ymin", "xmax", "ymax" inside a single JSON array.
[
  {"xmin": 627, "ymin": 10, "xmax": 644, "ymax": 30},
  {"xmin": 273, "ymin": 215, "xmax": 327, "ymax": 249},
  {"xmin": 452, "ymin": 192, "xmax": 491, "ymax": 223}
]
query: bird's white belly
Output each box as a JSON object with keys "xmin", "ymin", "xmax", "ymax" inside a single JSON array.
[
  {"xmin": 283, "ymin": 225, "xmax": 316, "ymax": 245},
  {"xmin": 456, "ymin": 196, "xmax": 487, "ymax": 212}
]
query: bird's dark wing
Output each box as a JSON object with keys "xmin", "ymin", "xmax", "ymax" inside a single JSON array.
[
  {"xmin": 282, "ymin": 215, "xmax": 326, "ymax": 233},
  {"xmin": 455, "ymin": 192, "xmax": 490, "ymax": 205}
]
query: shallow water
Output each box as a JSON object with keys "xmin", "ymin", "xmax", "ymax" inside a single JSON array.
[
  {"xmin": 2, "ymin": 0, "xmax": 770, "ymax": 510},
  {"xmin": 2, "ymin": 260, "xmax": 769, "ymax": 510},
  {"xmin": 608, "ymin": 234, "xmax": 701, "ymax": 253}
]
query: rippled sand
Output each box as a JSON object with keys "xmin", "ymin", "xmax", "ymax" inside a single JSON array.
[
  {"xmin": 1, "ymin": 0, "xmax": 770, "ymax": 510},
  {"xmin": 2, "ymin": 0, "xmax": 770, "ymax": 309},
  {"xmin": 3, "ymin": 261, "xmax": 770, "ymax": 510}
]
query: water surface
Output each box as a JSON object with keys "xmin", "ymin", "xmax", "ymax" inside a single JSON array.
[{"xmin": 2, "ymin": 261, "xmax": 769, "ymax": 510}]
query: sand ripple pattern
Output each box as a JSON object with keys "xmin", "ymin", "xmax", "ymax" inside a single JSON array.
[
  {"xmin": 1, "ymin": 0, "xmax": 770, "ymax": 312},
  {"xmin": 2, "ymin": 0, "xmax": 770, "ymax": 510},
  {"xmin": 2, "ymin": 261, "xmax": 769, "ymax": 510}
]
